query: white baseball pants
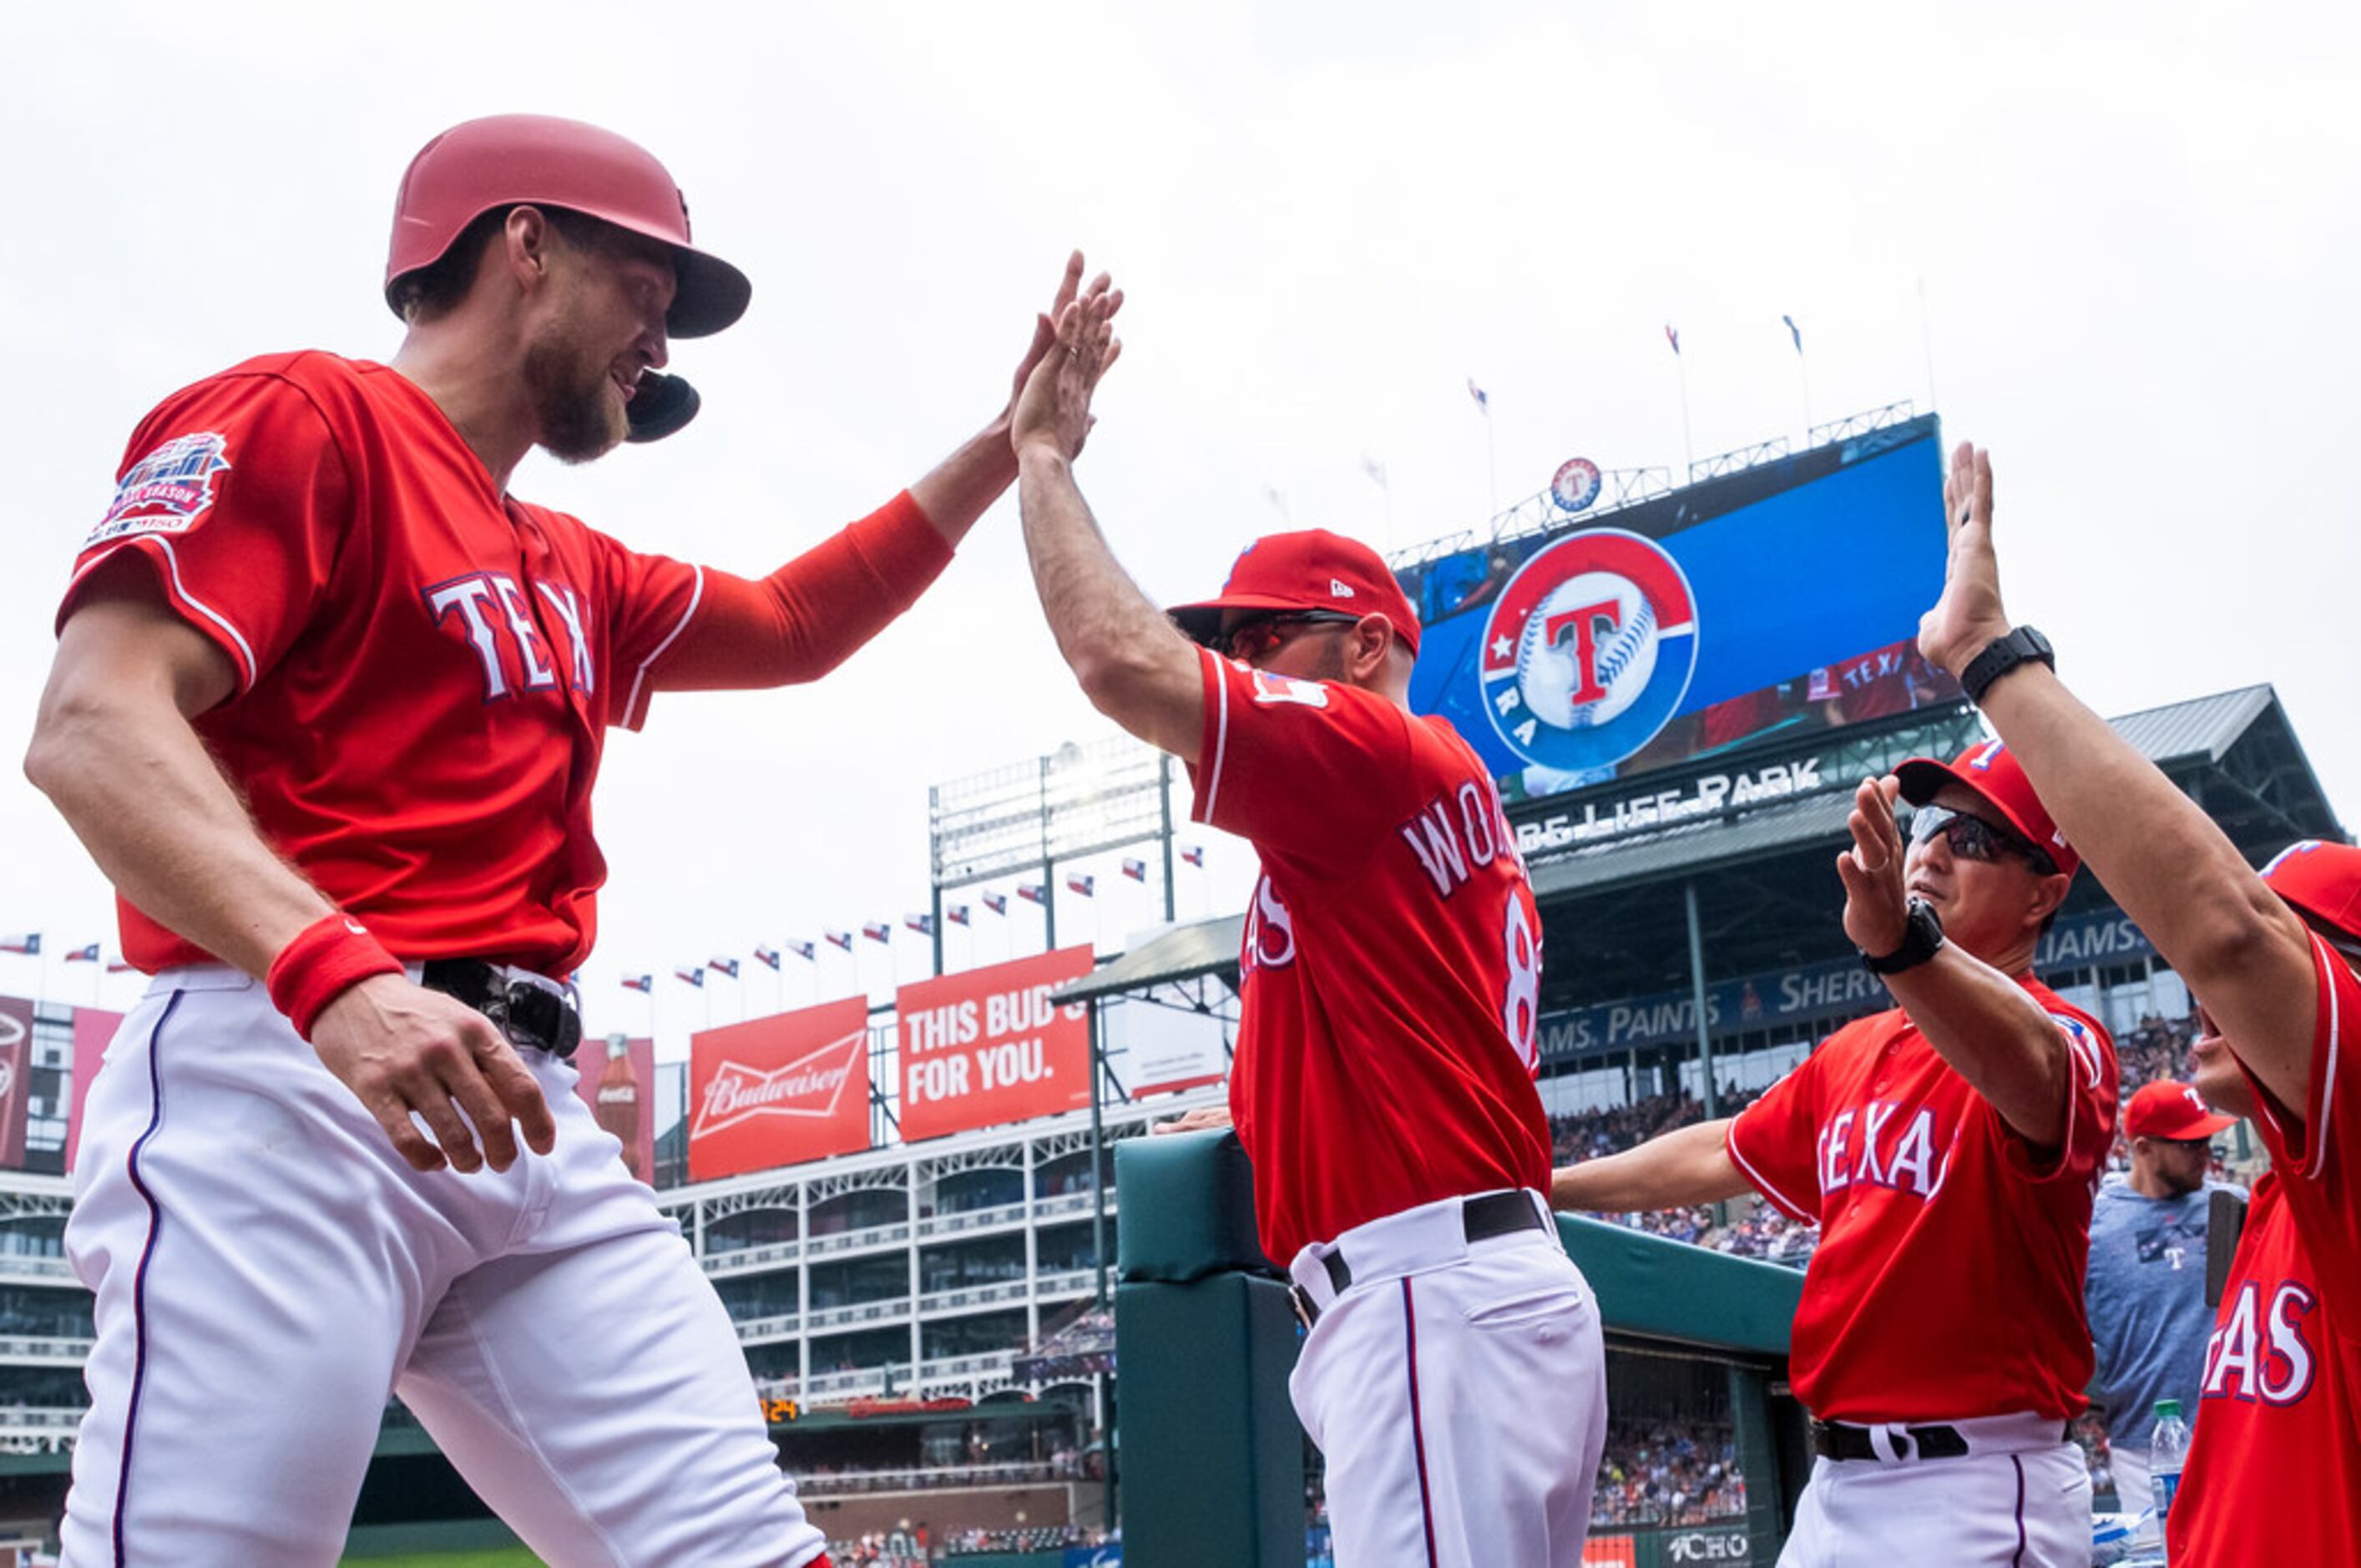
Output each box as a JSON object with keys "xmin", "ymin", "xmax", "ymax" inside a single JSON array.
[
  {"xmin": 1777, "ymin": 1415, "xmax": 2091, "ymax": 1568},
  {"xmin": 58, "ymin": 967, "xmax": 826, "ymax": 1567},
  {"xmin": 1287, "ymin": 1190, "xmax": 1608, "ymax": 1568}
]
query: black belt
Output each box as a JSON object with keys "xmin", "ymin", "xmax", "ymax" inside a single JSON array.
[
  {"xmin": 420, "ymin": 959, "xmax": 582, "ymax": 1060},
  {"xmin": 1289, "ymin": 1191, "xmax": 1548, "ymax": 1331},
  {"xmin": 1811, "ymin": 1419, "xmax": 1970, "ymax": 1463}
]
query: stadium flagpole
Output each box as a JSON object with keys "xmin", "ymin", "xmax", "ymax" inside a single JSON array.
[
  {"xmin": 1665, "ymin": 325, "xmax": 1691, "ymax": 479},
  {"xmin": 1783, "ymin": 314, "xmax": 1810, "ymax": 440}
]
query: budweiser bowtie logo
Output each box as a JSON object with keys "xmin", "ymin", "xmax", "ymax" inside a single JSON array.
[{"xmin": 693, "ymin": 1029, "xmax": 864, "ymax": 1138}]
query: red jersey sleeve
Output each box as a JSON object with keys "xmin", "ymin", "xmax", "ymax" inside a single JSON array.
[
  {"xmin": 1989, "ymin": 1001, "xmax": 2118, "ymax": 1184},
  {"xmin": 602, "ymin": 491, "xmax": 954, "ymax": 731},
  {"xmin": 60, "ymin": 370, "xmax": 350, "ymax": 694},
  {"xmin": 1186, "ymin": 645, "xmax": 1418, "ymax": 875},
  {"xmin": 2239, "ymin": 932, "xmax": 2361, "ymax": 1314},
  {"xmin": 1727, "ymin": 1052, "xmax": 1828, "ymax": 1222}
]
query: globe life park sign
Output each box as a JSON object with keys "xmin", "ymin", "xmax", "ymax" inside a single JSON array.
[{"xmin": 1515, "ymin": 756, "xmax": 1832, "ymax": 857}]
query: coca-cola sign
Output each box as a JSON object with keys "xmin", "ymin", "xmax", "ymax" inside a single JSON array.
[{"xmin": 689, "ymin": 997, "xmax": 872, "ymax": 1181}]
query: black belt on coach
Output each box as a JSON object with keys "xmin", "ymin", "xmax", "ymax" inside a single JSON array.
[
  {"xmin": 1289, "ymin": 1191, "xmax": 1547, "ymax": 1331},
  {"xmin": 420, "ymin": 959, "xmax": 583, "ymax": 1060},
  {"xmin": 1810, "ymin": 1419, "xmax": 1970, "ymax": 1463}
]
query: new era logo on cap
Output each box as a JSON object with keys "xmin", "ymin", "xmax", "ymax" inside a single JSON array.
[{"xmin": 1330, "ymin": 579, "xmax": 1357, "ymax": 599}]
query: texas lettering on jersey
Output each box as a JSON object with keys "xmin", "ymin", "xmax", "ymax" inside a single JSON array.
[
  {"xmin": 422, "ymin": 572, "xmax": 599, "ymax": 700},
  {"xmin": 2202, "ymin": 1274, "xmax": 2319, "ymax": 1406},
  {"xmin": 1813, "ymin": 1100, "xmax": 1948, "ymax": 1200}
]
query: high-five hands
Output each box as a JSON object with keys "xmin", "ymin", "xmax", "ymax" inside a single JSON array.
[
  {"xmin": 1918, "ymin": 442, "xmax": 2015, "ymax": 678},
  {"xmin": 1836, "ymin": 775, "xmax": 1911, "ymax": 958},
  {"xmin": 1011, "ymin": 251, "xmax": 1124, "ymax": 465}
]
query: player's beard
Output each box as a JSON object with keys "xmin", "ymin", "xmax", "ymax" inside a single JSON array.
[{"xmin": 524, "ymin": 310, "xmax": 629, "ymax": 464}]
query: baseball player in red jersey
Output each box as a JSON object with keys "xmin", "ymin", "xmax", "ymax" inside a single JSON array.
[
  {"xmin": 1554, "ymin": 742, "xmax": 2116, "ymax": 1565},
  {"xmin": 1009, "ymin": 285, "xmax": 1606, "ymax": 1567},
  {"xmin": 24, "ymin": 114, "xmax": 1102, "ymax": 1565},
  {"xmin": 1918, "ymin": 442, "xmax": 2361, "ymax": 1567}
]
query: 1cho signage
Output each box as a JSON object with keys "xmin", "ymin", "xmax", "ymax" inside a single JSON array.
[
  {"xmin": 1480, "ymin": 529, "xmax": 1700, "ymax": 774},
  {"xmin": 689, "ymin": 997, "xmax": 872, "ymax": 1181},
  {"xmin": 896, "ymin": 946, "xmax": 1095, "ymax": 1141}
]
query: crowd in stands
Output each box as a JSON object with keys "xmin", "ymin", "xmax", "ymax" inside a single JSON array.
[
  {"xmin": 1590, "ymin": 1418, "xmax": 1748, "ymax": 1527},
  {"xmin": 941, "ymin": 1523, "xmax": 1111, "ymax": 1555}
]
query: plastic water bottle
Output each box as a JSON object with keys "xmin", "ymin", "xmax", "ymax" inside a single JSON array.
[{"xmin": 2149, "ymin": 1398, "xmax": 2192, "ymax": 1546}]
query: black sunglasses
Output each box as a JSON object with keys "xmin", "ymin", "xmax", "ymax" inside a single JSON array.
[
  {"xmin": 1214, "ymin": 609, "xmax": 1363, "ymax": 660},
  {"xmin": 1909, "ymin": 805, "xmax": 2060, "ymax": 876}
]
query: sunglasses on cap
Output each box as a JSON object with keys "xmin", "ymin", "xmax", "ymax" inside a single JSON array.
[
  {"xmin": 1909, "ymin": 805, "xmax": 2060, "ymax": 876},
  {"xmin": 1214, "ymin": 609, "xmax": 1363, "ymax": 661}
]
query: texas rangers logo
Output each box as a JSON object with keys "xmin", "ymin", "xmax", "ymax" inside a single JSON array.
[
  {"xmin": 1479, "ymin": 528, "xmax": 1698, "ymax": 771},
  {"xmin": 1550, "ymin": 457, "xmax": 1602, "ymax": 513},
  {"xmin": 87, "ymin": 432, "xmax": 232, "ymax": 548}
]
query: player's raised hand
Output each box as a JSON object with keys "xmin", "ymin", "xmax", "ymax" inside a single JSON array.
[
  {"xmin": 1836, "ymin": 775, "xmax": 1910, "ymax": 955},
  {"xmin": 1918, "ymin": 441, "xmax": 2014, "ymax": 678},
  {"xmin": 309, "ymin": 975, "xmax": 559, "ymax": 1174},
  {"xmin": 1152, "ymin": 1105, "xmax": 1235, "ymax": 1136},
  {"xmin": 1012, "ymin": 267, "xmax": 1124, "ymax": 464}
]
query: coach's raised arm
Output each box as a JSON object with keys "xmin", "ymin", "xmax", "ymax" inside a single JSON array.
[{"xmin": 1916, "ymin": 441, "xmax": 2361, "ymax": 1567}]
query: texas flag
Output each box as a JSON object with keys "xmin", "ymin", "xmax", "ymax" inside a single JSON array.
[
  {"xmin": 1466, "ymin": 377, "xmax": 1490, "ymax": 412},
  {"xmin": 675, "ymin": 967, "xmax": 705, "ymax": 989},
  {"xmin": 1068, "ymin": 874, "xmax": 1096, "ymax": 898},
  {"xmin": 622, "ymin": 974, "xmax": 653, "ymax": 993},
  {"xmin": 1180, "ymin": 844, "xmax": 1206, "ymax": 869},
  {"xmin": 107, "ymin": 957, "xmax": 141, "ymax": 974},
  {"xmin": 1017, "ymin": 884, "xmax": 1047, "ymax": 907},
  {"xmin": 982, "ymin": 892, "xmax": 1009, "ymax": 916},
  {"xmin": 786, "ymin": 939, "xmax": 816, "ymax": 962},
  {"xmin": 862, "ymin": 921, "xmax": 892, "ymax": 944},
  {"xmin": 709, "ymin": 957, "xmax": 740, "ymax": 979},
  {"xmin": 64, "ymin": 943, "xmax": 100, "ymax": 963},
  {"xmin": 1121, "ymin": 857, "xmax": 1148, "ymax": 883},
  {"xmin": 0, "ymin": 934, "xmax": 40, "ymax": 956},
  {"xmin": 905, "ymin": 913, "xmax": 934, "ymax": 938},
  {"xmin": 946, "ymin": 905, "xmax": 970, "ymax": 927},
  {"xmin": 754, "ymin": 945, "xmax": 781, "ymax": 971},
  {"xmin": 825, "ymin": 929, "xmax": 854, "ymax": 952}
]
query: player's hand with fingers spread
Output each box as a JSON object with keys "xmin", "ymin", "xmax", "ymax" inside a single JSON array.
[
  {"xmin": 1918, "ymin": 441, "xmax": 2015, "ymax": 678},
  {"xmin": 308, "ymin": 975, "xmax": 559, "ymax": 1175},
  {"xmin": 1836, "ymin": 775, "xmax": 1911, "ymax": 957},
  {"xmin": 1011, "ymin": 257, "xmax": 1124, "ymax": 466}
]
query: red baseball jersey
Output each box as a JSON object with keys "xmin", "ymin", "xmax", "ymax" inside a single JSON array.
[
  {"xmin": 1188, "ymin": 646, "xmax": 1552, "ymax": 1263},
  {"xmin": 63, "ymin": 352, "xmax": 951, "ymax": 977},
  {"xmin": 2171, "ymin": 932, "xmax": 2361, "ymax": 1566},
  {"xmin": 1726, "ymin": 980, "xmax": 2116, "ymax": 1422}
]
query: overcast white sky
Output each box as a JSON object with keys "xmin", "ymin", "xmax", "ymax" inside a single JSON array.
[{"xmin": 3, "ymin": 1, "xmax": 2355, "ymax": 1060}]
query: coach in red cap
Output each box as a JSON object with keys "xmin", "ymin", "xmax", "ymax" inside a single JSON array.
[
  {"xmin": 1555, "ymin": 736, "xmax": 2118, "ymax": 1566},
  {"xmin": 1009, "ymin": 284, "xmax": 1606, "ymax": 1565},
  {"xmin": 1919, "ymin": 441, "xmax": 2361, "ymax": 1568}
]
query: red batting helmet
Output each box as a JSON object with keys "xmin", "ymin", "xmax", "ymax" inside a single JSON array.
[{"xmin": 384, "ymin": 114, "xmax": 751, "ymax": 340}]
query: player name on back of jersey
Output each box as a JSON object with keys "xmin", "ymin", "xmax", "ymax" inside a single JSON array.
[{"xmin": 1397, "ymin": 779, "xmax": 1520, "ymax": 898}]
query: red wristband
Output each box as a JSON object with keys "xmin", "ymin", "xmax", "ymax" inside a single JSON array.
[{"xmin": 265, "ymin": 913, "xmax": 403, "ymax": 1039}]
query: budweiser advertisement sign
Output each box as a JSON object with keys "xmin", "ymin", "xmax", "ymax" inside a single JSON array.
[
  {"xmin": 571, "ymin": 1034, "xmax": 655, "ymax": 1184},
  {"xmin": 689, "ymin": 997, "xmax": 872, "ymax": 1181},
  {"xmin": 0, "ymin": 998, "xmax": 32, "ymax": 1171},
  {"xmin": 895, "ymin": 945, "xmax": 1095, "ymax": 1142}
]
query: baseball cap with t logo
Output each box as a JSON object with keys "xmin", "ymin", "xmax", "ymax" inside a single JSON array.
[{"xmin": 1167, "ymin": 529, "xmax": 1421, "ymax": 657}]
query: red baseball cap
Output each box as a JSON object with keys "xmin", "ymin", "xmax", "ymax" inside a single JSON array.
[
  {"xmin": 2259, "ymin": 839, "xmax": 2361, "ymax": 942},
  {"xmin": 1167, "ymin": 529, "xmax": 1420, "ymax": 655},
  {"xmin": 2126, "ymin": 1080, "xmax": 2238, "ymax": 1141},
  {"xmin": 1893, "ymin": 739, "xmax": 2079, "ymax": 878}
]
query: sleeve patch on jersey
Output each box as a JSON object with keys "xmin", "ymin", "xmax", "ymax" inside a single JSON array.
[
  {"xmin": 1247, "ymin": 668, "xmax": 1331, "ymax": 708},
  {"xmin": 2049, "ymin": 1011, "xmax": 2105, "ymax": 1090},
  {"xmin": 86, "ymin": 432, "xmax": 232, "ymax": 549}
]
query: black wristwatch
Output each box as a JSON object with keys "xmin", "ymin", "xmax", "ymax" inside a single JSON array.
[
  {"xmin": 1862, "ymin": 897, "xmax": 1945, "ymax": 976},
  {"xmin": 1959, "ymin": 625, "xmax": 2055, "ymax": 706}
]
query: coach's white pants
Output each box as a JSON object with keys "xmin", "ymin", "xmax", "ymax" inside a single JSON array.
[
  {"xmin": 1287, "ymin": 1191, "xmax": 1607, "ymax": 1568},
  {"xmin": 59, "ymin": 969, "xmax": 826, "ymax": 1568},
  {"xmin": 1777, "ymin": 1415, "xmax": 2091, "ymax": 1568}
]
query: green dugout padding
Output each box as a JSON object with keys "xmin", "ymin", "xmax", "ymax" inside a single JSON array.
[{"xmin": 1115, "ymin": 1130, "xmax": 1807, "ymax": 1568}]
